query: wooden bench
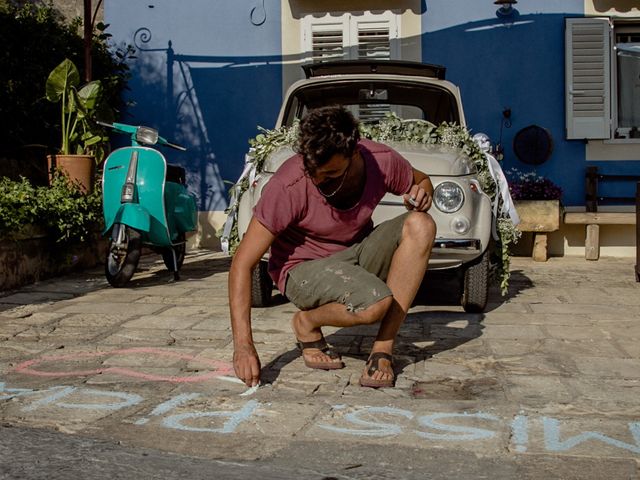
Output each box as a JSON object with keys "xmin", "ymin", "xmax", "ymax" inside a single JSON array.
[{"xmin": 563, "ymin": 167, "xmax": 640, "ymax": 270}]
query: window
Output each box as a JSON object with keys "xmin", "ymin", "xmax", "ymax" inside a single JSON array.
[
  {"xmin": 302, "ymin": 12, "xmax": 400, "ymax": 121},
  {"xmin": 614, "ymin": 25, "xmax": 640, "ymax": 138},
  {"xmin": 302, "ymin": 12, "xmax": 399, "ymax": 62},
  {"xmin": 566, "ymin": 18, "xmax": 640, "ymax": 141}
]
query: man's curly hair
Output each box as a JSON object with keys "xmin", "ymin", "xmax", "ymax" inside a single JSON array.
[{"xmin": 296, "ymin": 105, "xmax": 360, "ymax": 176}]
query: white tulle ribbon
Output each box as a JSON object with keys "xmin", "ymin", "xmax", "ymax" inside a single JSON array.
[
  {"xmin": 485, "ymin": 152, "xmax": 520, "ymax": 240},
  {"xmin": 221, "ymin": 154, "xmax": 256, "ymax": 254}
]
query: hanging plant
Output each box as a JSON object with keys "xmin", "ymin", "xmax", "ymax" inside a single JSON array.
[{"xmin": 223, "ymin": 115, "xmax": 520, "ymax": 294}]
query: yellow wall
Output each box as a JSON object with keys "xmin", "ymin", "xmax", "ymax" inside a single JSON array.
[{"xmin": 281, "ymin": 0, "xmax": 422, "ymax": 97}]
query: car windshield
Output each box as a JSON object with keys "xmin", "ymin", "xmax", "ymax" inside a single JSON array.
[{"xmin": 282, "ymin": 79, "xmax": 460, "ymax": 127}]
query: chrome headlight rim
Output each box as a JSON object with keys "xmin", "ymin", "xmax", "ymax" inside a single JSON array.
[{"xmin": 434, "ymin": 181, "xmax": 465, "ymax": 214}]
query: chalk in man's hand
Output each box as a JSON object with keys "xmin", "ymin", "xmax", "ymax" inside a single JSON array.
[{"xmin": 408, "ymin": 196, "xmax": 418, "ymax": 207}]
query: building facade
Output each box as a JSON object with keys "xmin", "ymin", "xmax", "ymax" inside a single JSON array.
[{"xmin": 105, "ymin": 0, "xmax": 640, "ymax": 255}]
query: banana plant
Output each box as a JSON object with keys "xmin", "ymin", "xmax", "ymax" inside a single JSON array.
[{"xmin": 45, "ymin": 58, "xmax": 109, "ymax": 162}]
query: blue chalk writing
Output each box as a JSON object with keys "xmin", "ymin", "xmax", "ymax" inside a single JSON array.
[
  {"xmin": 21, "ymin": 387, "xmax": 76, "ymax": 412},
  {"xmin": 543, "ymin": 417, "xmax": 640, "ymax": 454},
  {"xmin": 55, "ymin": 389, "xmax": 143, "ymax": 411},
  {"xmin": 319, "ymin": 406, "xmax": 414, "ymax": 437},
  {"xmin": 415, "ymin": 412, "xmax": 499, "ymax": 441},
  {"xmin": 511, "ymin": 415, "xmax": 529, "ymax": 453},
  {"xmin": 162, "ymin": 400, "xmax": 259, "ymax": 433},
  {"xmin": 135, "ymin": 393, "xmax": 202, "ymax": 425},
  {"xmin": 0, "ymin": 382, "xmax": 38, "ymax": 400}
]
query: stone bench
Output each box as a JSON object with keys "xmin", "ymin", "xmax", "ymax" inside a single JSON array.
[{"xmin": 515, "ymin": 200, "xmax": 560, "ymax": 262}]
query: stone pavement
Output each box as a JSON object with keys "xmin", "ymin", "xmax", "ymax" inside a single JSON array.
[{"xmin": 1, "ymin": 251, "xmax": 640, "ymax": 478}]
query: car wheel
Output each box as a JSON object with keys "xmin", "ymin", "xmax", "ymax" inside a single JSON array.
[
  {"xmin": 251, "ymin": 260, "xmax": 273, "ymax": 307},
  {"xmin": 461, "ymin": 249, "xmax": 489, "ymax": 313}
]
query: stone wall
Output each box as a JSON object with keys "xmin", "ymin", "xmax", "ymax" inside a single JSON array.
[
  {"xmin": 49, "ymin": 0, "xmax": 103, "ymax": 24},
  {"xmin": 0, "ymin": 228, "xmax": 106, "ymax": 291}
]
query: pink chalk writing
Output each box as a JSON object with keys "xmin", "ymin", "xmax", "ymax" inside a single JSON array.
[{"xmin": 10, "ymin": 348, "xmax": 233, "ymax": 383}]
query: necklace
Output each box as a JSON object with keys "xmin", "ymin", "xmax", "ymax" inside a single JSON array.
[{"xmin": 315, "ymin": 160, "xmax": 351, "ymax": 198}]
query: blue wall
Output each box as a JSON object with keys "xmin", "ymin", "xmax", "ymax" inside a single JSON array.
[
  {"xmin": 422, "ymin": 0, "xmax": 594, "ymax": 205},
  {"xmin": 105, "ymin": 0, "xmax": 282, "ymax": 211},
  {"xmin": 106, "ymin": 1, "xmax": 638, "ymax": 209}
]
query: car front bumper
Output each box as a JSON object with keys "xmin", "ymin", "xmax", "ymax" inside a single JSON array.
[{"xmin": 432, "ymin": 238, "xmax": 481, "ymax": 252}]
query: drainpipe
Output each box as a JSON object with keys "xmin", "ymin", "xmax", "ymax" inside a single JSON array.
[{"xmin": 84, "ymin": 0, "xmax": 92, "ymax": 82}]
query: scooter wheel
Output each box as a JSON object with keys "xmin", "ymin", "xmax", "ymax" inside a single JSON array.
[{"xmin": 105, "ymin": 224, "xmax": 142, "ymax": 287}]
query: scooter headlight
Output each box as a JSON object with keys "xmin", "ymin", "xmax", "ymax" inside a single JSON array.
[
  {"xmin": 434, "ymin": 181, "xmax": 464, "ymax": 213},
  {"xmin": 136, "ymin": 126, "xmax": 159, "ymax": 146}
]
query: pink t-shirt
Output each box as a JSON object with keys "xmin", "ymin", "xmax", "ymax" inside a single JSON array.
[{"xmin": 253, "ymin": 139, "xmax": 413, "ymax": 294}]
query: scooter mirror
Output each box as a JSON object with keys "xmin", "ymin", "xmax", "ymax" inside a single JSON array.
[{"xmin": 136, "ymin": 126, "xmax": 159, "ymax": 146}]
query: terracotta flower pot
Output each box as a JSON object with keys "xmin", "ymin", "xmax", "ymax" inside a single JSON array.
[{"xmin": 47, "ymin": 154, "xmax": 95, "ymax": 193}]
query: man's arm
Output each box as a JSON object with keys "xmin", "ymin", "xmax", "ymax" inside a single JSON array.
[
  {"xmin": 403, "ymin": 168, "xmax": 433, "ymax": 212},
  {"xmin": 229, "ymin": 217, "xmax": 276, "ymax": 386}
]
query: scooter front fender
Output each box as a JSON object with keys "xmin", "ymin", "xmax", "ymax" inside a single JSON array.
[{"xmin": 103, "ymin": 204, "xmax": 151, "ymax": 235}]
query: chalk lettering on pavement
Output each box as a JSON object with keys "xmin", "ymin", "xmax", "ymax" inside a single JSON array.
[
  {"xmin": 10, "ymin": 348, "xmax": 234, "ymax": 383},
  {"xmin": 415, "ymin": 412, "xmax": 500, "ymax": 441},
  {"xmin": 162, "ymin": 400, "xmax": 260, "ymax": 433},
  {"xmin": 18, "ymin": 386, "xmax": 143, "ymax": 412},
  {"xmin": 511, "ymin": 414, "xmax": 529, "ymax": 453},
  {"xmin": 135, "ymin": 393, "xmax": 201, "ymax": 425},
  {"xmin": 319, "ymin": 406, "xmax": 414, "ymax": 437},
  {"xmin": 543, "ymin": 417, "xmax": 640, "ymax": 454},
  {"xmin": 3, "ymin": 380, "xmax": 640, "ymax": 455}
]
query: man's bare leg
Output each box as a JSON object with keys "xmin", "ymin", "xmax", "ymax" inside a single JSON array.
[
  {"xmin": 292, "ymin": 296, "xmax": 392, "ymax": 366},
  {"xmin": 364, "ymin": 212, "xmax": 435, "ymax": 382},
  {"xmin": 292, "ymin": 213, "xmax": 435, "ymax": 369}
]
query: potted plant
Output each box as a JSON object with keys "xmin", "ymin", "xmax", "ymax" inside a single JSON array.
[
  {"xmin": 507, "ymin": 168, "xmax": 563, "ymax": 261},
  {"xmin": 45, "ymin": 58, "xmax": 108, "ymax": 192}
]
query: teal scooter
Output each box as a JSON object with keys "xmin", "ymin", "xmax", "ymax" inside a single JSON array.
[{"xmin": 99, "ymin": 121, "xmax": 197, "ymax": 287}]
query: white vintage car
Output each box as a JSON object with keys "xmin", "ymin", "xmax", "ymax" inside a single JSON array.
[{"xmin": 235, "ymin": 60, "xmax": 494, "ymax": 313}]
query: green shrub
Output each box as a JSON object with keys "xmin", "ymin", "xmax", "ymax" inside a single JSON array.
[{"xmin": 0, "ymin": 173, "xmax": 103, "ymax": 244}]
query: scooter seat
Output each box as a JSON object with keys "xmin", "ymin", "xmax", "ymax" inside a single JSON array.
[{"xmin": 166, "ymin": 164, "xmax": 186, "ymax": 185}]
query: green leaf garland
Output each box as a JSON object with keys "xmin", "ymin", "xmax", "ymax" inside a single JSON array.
[{"xmin": 225, "ymin": 114, "xmax": 520, "ymax": 294}]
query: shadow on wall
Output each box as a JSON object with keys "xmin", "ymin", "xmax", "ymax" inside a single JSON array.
[
  {"xmin": 421, "ymin": 11, "xmax": 589, "ymax": 206},
  {"xmin": 125, "ymin": 11, "xmax": 592, "ymax": 217},
  {"xmin": 592, "ymin": 0, "xmax": 638, "ymax": 13},
  {"xmin": 124, "ymin": 27, "xmax": 283, "ymax": 215}
]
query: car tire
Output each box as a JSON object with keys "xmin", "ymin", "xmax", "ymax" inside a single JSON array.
[
  {"xmin": 251, "ymin": 260, "xmax": 273, "ymax": 308},
  {"xmin": 461, "ymin": 249, "xmax": 489, "ymax": 313}
]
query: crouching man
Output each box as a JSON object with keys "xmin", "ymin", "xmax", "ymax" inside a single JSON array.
[{"xmin": 229, "ymin": 105, "xmax": 435, "ymax": 388}]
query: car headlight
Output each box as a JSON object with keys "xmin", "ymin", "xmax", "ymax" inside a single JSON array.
[{"xmin": 434, "ymin": 181, "xmax": 464, "ymax": 213}]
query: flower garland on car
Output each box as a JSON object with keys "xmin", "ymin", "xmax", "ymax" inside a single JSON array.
[{"xmin": 222, "ymin": 114, "xmax": 521, "ymax": 294}]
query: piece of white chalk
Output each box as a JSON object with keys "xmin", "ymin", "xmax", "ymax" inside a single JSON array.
[{"xmin": 240, "ymin": 383, "xmax": 260, "ymax": 396}]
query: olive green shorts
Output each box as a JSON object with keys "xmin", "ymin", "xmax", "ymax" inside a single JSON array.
[{"xmin": 285, "ymin": 213, "xmax": 410, "ymax": 312}]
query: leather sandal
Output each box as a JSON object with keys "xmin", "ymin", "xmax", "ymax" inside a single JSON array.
[
  {"xmin": 359, "ymin": 352, "xmax": 395, "ymax": 388},
  {"xmin": 296, "ymin": 336, "xmax": 344, "ymax": 370}
]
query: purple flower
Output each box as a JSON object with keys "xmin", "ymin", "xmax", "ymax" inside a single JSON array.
[{"xmin": 506, "ymin": 168, "xmax": 562, "ymax": 200}]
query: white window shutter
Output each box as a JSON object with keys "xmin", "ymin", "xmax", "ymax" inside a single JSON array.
[
  {"xmin": 303, "ymin": 12, "xmax": 400, "ymax": 64},
  {"xmin": 565, "ymin": 18, "xmax": 612, "ymax": 139},
  {"xmin": 355, "ymin": 21, "xmax": 390, "ymax": 59},
  {"xmin": 351, "ymin": 13, "xmax": 399, "ymax": 60},
  {"xmin": 302, "ymin": 16, "xmax": 347, "ymax": 63}
]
